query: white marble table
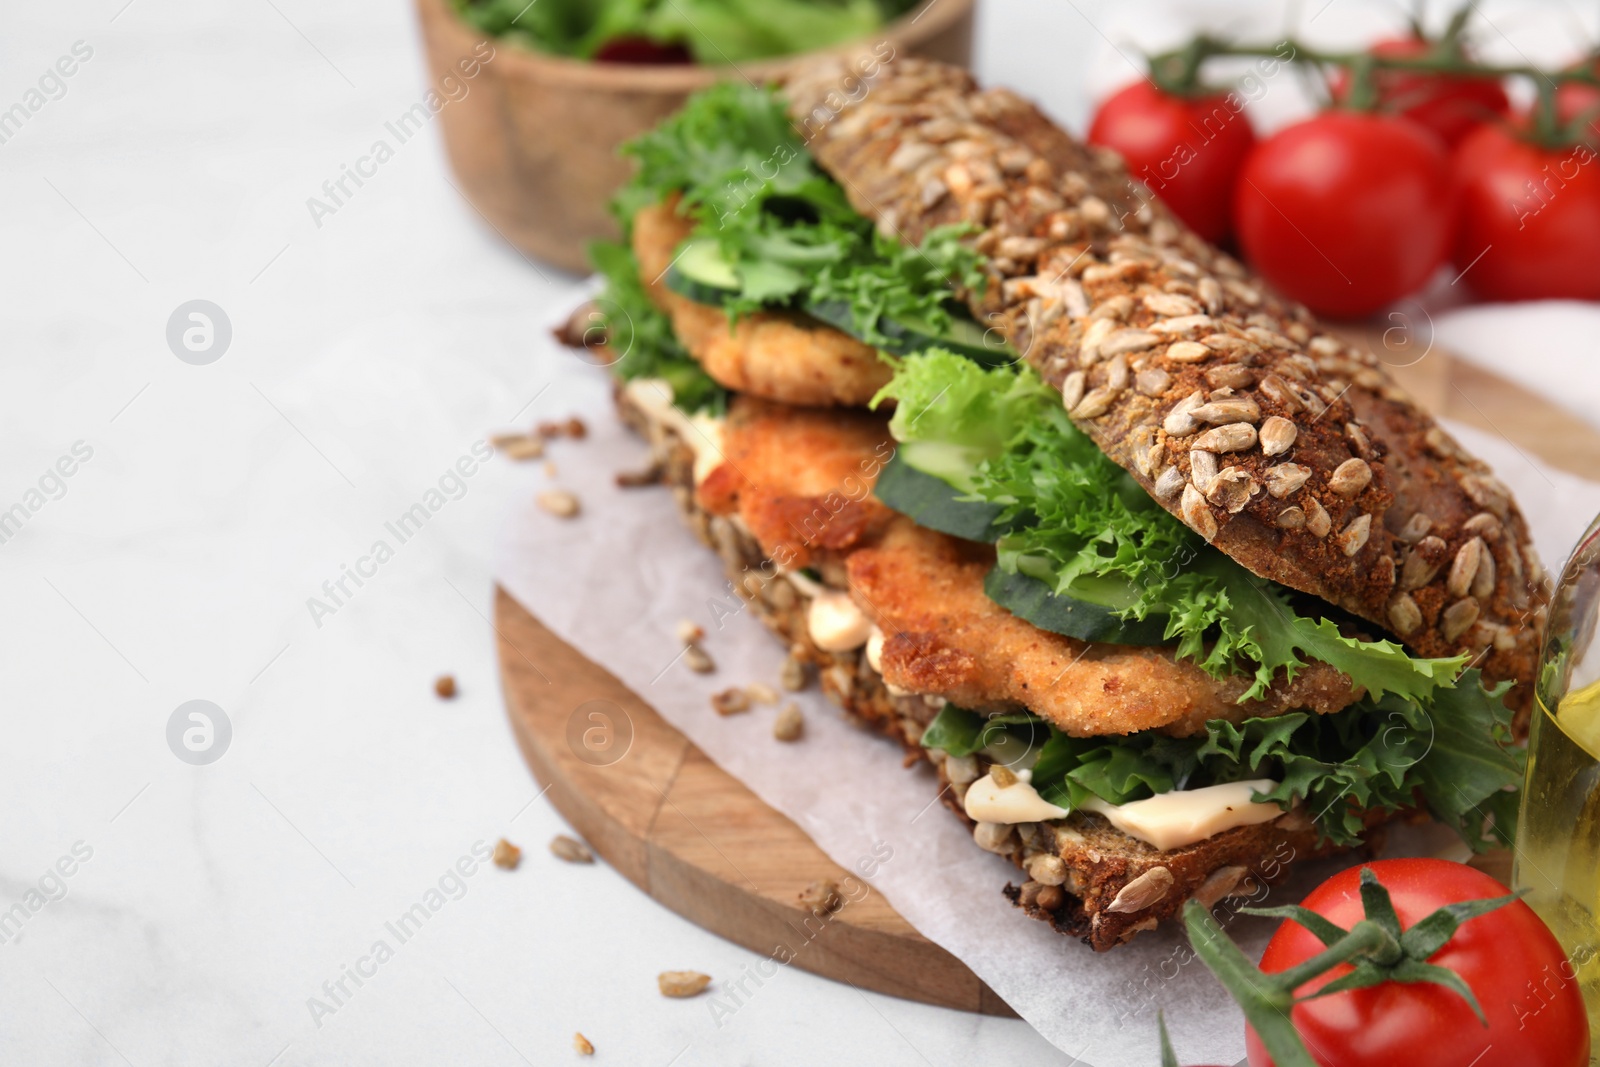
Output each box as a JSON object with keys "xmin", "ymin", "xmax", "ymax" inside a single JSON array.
[{"xmin": 3, "ymin": 1, "xmax": 1593, "ymax": 1065}]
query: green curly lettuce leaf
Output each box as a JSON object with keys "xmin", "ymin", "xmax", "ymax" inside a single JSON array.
[
  {"xmin": 923, "ymin": 671, "xmax": 1522, "ymax": 851},
  {"xmin": 919, "ymin": 705, "xmax": 1045, "ymax": 758},
  {"xmin": 455, "ymin": 0, "xmax": 914, "ymax": 63},
  {"xmin": 873, "ymin": 351, "xmax": 1469, "ymax": 704},
  {"xmin": 610, "ymin": 82, "xmax": 984, "ymax": 331},
  {"xmin": 588, "ymin": 239, "xmax": 725, "ymax": 414}
]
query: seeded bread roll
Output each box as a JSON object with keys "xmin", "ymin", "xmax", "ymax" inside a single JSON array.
[{"xmin": 783, "ymin": 57, "xmax": 1549, "ymax": 705}]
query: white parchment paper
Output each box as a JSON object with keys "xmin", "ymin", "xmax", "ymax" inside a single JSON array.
[{"xmin": 494, "ymin": 373, "xmax": 1600, "ymax": 1063}]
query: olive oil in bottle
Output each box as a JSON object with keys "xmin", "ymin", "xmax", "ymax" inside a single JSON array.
[{"xmin": 1515, "ymin": 678, "xmax": 1600, "ymax": 1048}]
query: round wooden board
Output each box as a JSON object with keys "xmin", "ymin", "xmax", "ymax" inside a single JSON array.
[
  {"xmin": 493, "ymin": 586, "xmax": 1013, "ymax": 1014},
  {"xmin": 495, "ymin": 348, "xmax": 1600, "ymax": 1014}
]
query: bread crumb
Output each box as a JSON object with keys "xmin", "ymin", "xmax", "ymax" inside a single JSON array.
[
  {"xmin": 434, "ymin": 674, "xmax": 457, "ymax": 699},
  {"xmin": 492, "ymin": 838, "xmax": 522, "ymax": 870}
]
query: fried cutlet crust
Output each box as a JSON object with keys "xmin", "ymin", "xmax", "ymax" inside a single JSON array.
[
  {"xmin": 631, "ymin": 199, "xmax": 893, "ymax": 407},
  {"xmin": 851, "ymin": 520, "xmax": 1362, "ymax": 738},
  {"xmin": 699, "ymin": 394, "xmax": 1361, "ymax": 738}
]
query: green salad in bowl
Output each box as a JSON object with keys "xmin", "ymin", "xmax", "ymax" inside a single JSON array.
[{"xmin": 455, "ymin": 0, "xmax": 924, "ymax": 63}]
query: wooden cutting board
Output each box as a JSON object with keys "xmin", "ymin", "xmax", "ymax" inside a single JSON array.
[{"xmin": 494, "ymin": 347, "xmax": 1600, "ymax": 1014}]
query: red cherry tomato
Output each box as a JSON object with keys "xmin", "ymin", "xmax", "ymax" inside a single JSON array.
[
  {"xmin": 1331, "ymin": 36, "xmax": 1510, "ymax": 146},
  {"xmin": 1246, "ymin": 859, "xmax": 1589, "ymax": 1067},
  {"xmin": 1232, "ymin": 111, "xmax": 1454, "ymax": 318},
  {"xmin": 1450, "ymin": 122, "xmax": 1600, "ymax": 301},
  {"xmin": 1087, "ymin": 80, "xmax": 1256, "ymax": 244}
]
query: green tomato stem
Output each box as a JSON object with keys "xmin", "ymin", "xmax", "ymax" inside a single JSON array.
[
  {"xmin": 1146, "ymin": 35, "xmax": 1600, "ymax": 91},
  {"xmin": 1343, "ymin": 53, "xmax": 1380, "ymax": 112},
  {"xmin": 1180, "ymin": 869, "xmax": 1521, "ymax": 1067},
  {"xmin": 1267, "ymin": 919, "xmax": 1395, "ymax": 989},
  {"xmin": 1182, "ymin": 899, "xmax": 1319, "ymax": 1067}
]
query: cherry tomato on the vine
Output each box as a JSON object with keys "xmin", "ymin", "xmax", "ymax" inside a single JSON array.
[
  {"xmin": 1246, "ymin": 859, "xmax": 1588, "ymax": 1067},
  {"xmin": 1087, "ymin": 80, "xmax": 1257, "ymax": 244},
  {"xmin": 1233, "ymin": 110, "xmax": 1454, "ymax": 318},
  {"xmin": 1450, "ymin": 122, "xmax": 1600, "ymax": 301},
  {"xmin": 1331, "ymin": 36, "xmax": 1510, "ymax": 147}
]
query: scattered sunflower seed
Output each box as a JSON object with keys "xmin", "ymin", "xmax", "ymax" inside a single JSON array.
[
  {"xmin": 573, "ymin": 1032, "xmax": 594, "ymax": 1056},
  {"xmin": 658, "ymin": 971, "xmax": 712, "ymax": 998},
  {"xmin": 537, "ymin": 490, "xmax": 580, "ymax": 518},
  {"xmin": 1305, "ymin": 498, "xmax": 1332, "ymax": 538},
  {"xmin": 1328, "ymin": 457, "xmax": 1373, "ymax": 497},
  {"xmin": 683, "ymin": 644, "xmax": 715, "ymax": 674},
  {"xmin": 973, "ymin": 821, "xmax": 1015, "ymax": 853},
  {"xmin": 711, "ymin": 688, "xmax": 751, "ymax": 716},
  {"xmin": 1190, "ymin": 422, "xmax": 1257, "ymax": 453},
  {"xmin": 492, "ymin": 838, "xmax": 521, "ymax": 870},
  {"xmin": 550, "ymin": 834, "xmax": 594, "ymax": 864},
  {"xmin": 745, "ymin": 682, "xmax": 778, "ymax": 705},
  {"xmin": 536, "ymin": 417, "xmax": 588, "ymax": 440},
  {"xmin": 799, "ymin": 878, "xmax": 843, "ymax": 917},
  {"xmin": 990, "ymin": 764, "xmax": 1018, "ymax": 788},
  {"xmin": 1034, "ymin": 884, "xmax": 1065, "ymax": 911},
  {"xmin": 434, "ymin": 674, "xmax": 457, "ymax": 699},
  {"xmin": 779, "ymin": 653, "xmax": 809, "ymax": 691},
  {"xmin": 675, "ymin": 619, "xmax": 705, "ymax": 645},
  {"xmin": 492, "ymin": 434, "xmax": 546, "ymax": 460},
  {"xmin": 1258, "ymin": 416, "xmax": 1297, "ymax": 456},
  {"xmin": 503, "ymin": 437, "xmax": 545, "ymax": 461},
  {"xmin": 615, "ymin": 463, "xmax": 662, "ymax": 488},
  {"xmin": 773, "ymin": 704, "xmax": 804, "ymax": 742},
  {"xmin": 1441, "ymin": 597, "xmax": 1481, "ymax": 641},
  {"xmin": 1388, "ymin": 593, "xmax": 1423, "ymax": 635},
  {"xmin": 1107, "ymin": 866, "xmax": 1175, "ymax": 913},
  {"xmin": 1026, "ymin": 853, "xmax": 1067, "ymax": 886}
]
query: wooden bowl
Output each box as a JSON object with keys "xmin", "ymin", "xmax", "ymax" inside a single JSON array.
[{"xmin": 414, "ymin": 0, "xmax": 976, "ymax": 273}]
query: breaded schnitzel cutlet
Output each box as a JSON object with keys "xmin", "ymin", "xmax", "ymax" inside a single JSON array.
[
  {"xmin": 698, "ymin": 395, "xmax": 1361, "ymax": 738},
  {"xmin": 633, "ymin": 199, "xmax": 892, "ymax": 407}
]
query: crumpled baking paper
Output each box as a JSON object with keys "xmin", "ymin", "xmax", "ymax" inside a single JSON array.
[{"xmin": 495, "ymin": 358, "xmax": 1600, "ymax": 1063}]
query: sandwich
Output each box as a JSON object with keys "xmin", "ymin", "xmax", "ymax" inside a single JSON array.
[{"xmin": 569, "ymin": 54, "xmax": 1547, "ymax": 951}]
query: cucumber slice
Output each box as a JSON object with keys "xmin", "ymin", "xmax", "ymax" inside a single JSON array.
[
  {"xmin": 873, "ymin": 451, "xmax": 1009, "ymax": 542},
  {"xmin": 984, "ymin": 567, "xmax": 1171, "ymax": 645},
  {"xmin": 804, "ymin": 298, "xmax": 1015, "ymax": 366},
  {"xmin": 882, "ymin": 311, "xmax": 1014, "ymax": 366},
  {"xmin": 664, "ymin": 239, "xmax": 740, "ymax": 306}
]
